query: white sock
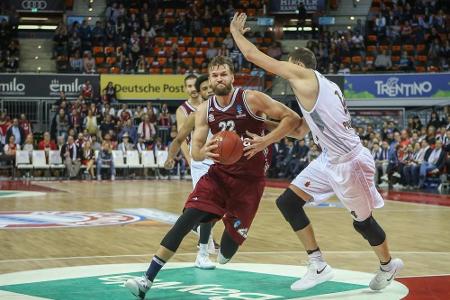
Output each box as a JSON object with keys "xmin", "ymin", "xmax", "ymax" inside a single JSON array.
[
  {"xmin": 199, "ymin": 243, "xmax": 208, "ymax": 255},
  {"xmin": 308, "ymin": 250, "xmax": 327, "ymax": 269},
  {"xmin": 380, "ymin": 259, "xmax": 394, "ymax": 272}
]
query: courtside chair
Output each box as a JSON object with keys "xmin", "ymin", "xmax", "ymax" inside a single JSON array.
[
  {"xmin": 141, "ymin": 150, "xmax": 158, "ymax": 179},
  {"xmin": 112, "ymin": 150, "xmax": 127, "ymax": 178},
  {"xmin": 32, "ymin": 150, "xmax": 50, "ymax": 179},
  {"xmin": 15, "ymin": 150, "xmax": 33, "ymax": 178},
  {"xmin": 48, "ymin": 150, "xmax": 65, "ymax": 180},
  {"xmin": 126, "ymin": 150, "xmax": 143, "ymax": 178},
  {"xmin": 156, "ymin": 150, "xmax": 170, "ymax": 180}
]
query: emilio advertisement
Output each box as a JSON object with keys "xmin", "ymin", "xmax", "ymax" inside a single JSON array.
[
  {"xmin": 269, "ymin": 0, "xmax": 326, "ymax": 14},
  {"xmin": 0, "ymin": 74, "xmax": 99, "ymax": 99},
  {"xmin": 344, "ymin": 73, "xmax": 450, "ymax": 100}
]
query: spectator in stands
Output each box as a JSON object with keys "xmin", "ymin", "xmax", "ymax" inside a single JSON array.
[
  {"xmin": 418, "ymin": 140, "xmax": 446, "ymax": 188},
  {"xmin": 117, "ymin": 103, "xmax": 132, "ymax": 122},
  {"xmin": 136, "ymin": 136, "xmax": 147, "ymax": 153},
  {"xmin": 138, "ymin": 114, "xmax": 156, "ymax": 146},
  {"xmin": 400, "ymin": 21, "xmax": 413, "ymax": 43},
  {"xmin": 119, "ymin": 119, "xmax": 137, "ymax": 144},
  {"xmin": 81, "ymin": 80, "xmax": 94, "ymax": 100},
  {"xmin": 81, "ymin": 140, "xmax": 95, "ymax": 179},
  {"xmin": 403, "ymin": 140, "xmax": 429, "ymax": 188},
  {"xmin": 97, "ymin": 139, "xmax": 115, "ymax": 181},
  {"xmin": 374, "ymin": 49, "xmax": 392, "ymax": 71},
  {"xmin": 6, "ymin": 118, "xmax": 24, "ymax": 146},
  {"xmin": 134, "ymin": 106, "xmax": 145, "ymax": 124},
  {"xmin": 38, "ymin": 131, "xmax": 57, "ymax": 158},
  {"xmin": 4, "ymin": 135, "xmax": 18, "ymax": 156},
  {"xmin": 276, "ymin": 138, "xmax": 296, "ymax": 178},
  {"xmin": 99, "ymin": 114, "xmax": 115, "ymax": 138},
  {"xmin": 103, "ymin": 82, "xmax": 117, "ymax": 103},
  {"xmin": 61, "ymin": 135, "xmax": 81, "ymax": 179},
  {"xmin": 22, "ymin": 134, "xmax": 34, "ymax": 155},
  {"xmin": 267, "ymin": 42, "xmax": 283, "ymax": 60},
  {"xmin": 83, "ymin": 52, "xmax": 96, "ymax": 73},
  {"xmin": 18, "ymin": 114, "xmax": 32, "ymax": 137},
  {"xmin": 84, "ymin": 109, "xmax": 98, "ymax": 136},
  {"xmin": 68, "ymin": 32, "xmax": 81, "ymax": 55},
  {"xmin": 118, "ymin": 132, "xmax": 135, "ymax": 152},
  {"xmin": 375, "ymin": 13, "xmax": 387, "ymax": 35},
  {"xmin": 70, "ymin": 50, "xmax": 83, "ymax": 72},
  {"xmin": 428, "ymin": 111, "xmax": 443, "ymax": 129},
  {"xmin": 223, "ymin": 33, "xmax": 234, "ymax": 50},
  {"xmin": 374, "ymin": 141, "xmax": 389, "ymax": 185},
  {"xmin": 289, "ymin": 139, "xmax": 309, "ymax": 177},
  {"xmin": 398, "ymin": 51, "xmax": 414, "ymax": 72}
]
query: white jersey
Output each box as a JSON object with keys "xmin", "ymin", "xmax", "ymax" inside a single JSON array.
[{"xmin": 297, "ymin": 71, "xmax": 361, "ymax": 162}]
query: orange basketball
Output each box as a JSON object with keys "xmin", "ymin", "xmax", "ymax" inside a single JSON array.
[{"xmin": 212, "ymin": 131, "xmax": 244, "ymax": 165}]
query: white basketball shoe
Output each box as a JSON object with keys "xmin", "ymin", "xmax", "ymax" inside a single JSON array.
[
  {"xmin": 291, "ymin": 261, "xmax": 334, "ymax": 291},
  {"xmin": 369, "ymin": 258, "xmax": 404, "ymax": 290},
  {"xmin": 195, "ymin": 252, "xmax": 216, "ymax": 269},
  {"xmin": 125, "ymin": 276, "xmax": 152, "ymax": 299}
]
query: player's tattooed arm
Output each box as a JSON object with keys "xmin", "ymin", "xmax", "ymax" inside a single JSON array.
[{"xmin": 165, "ymin": 113, "xmax": 196, "ymax": 169}]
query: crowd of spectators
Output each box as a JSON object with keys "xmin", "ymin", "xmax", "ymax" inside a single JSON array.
[
  {"xmin": 0, "ymin": 4, "xmax": 20, "ymax": 73},
  {"xmin": 309, "ymin": 0, "xmax": 449, "ymax": 74},
  {"xmin": 54, "ymin": 0, "xmax": 272, "ymax": 75},
  {"xmin": 269, "ymin": 109, "xmax": 449, "ymax": 190}
]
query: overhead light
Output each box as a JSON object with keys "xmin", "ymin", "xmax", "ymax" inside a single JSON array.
[
  {"xmin": 37, "ymin": 67, "xmax": 41, "ymax": 71},
  {"xmin": 303, "ymin": 27, "xmax": 313, "ymax": 31},
  {"xmin": 347, "ymin": 26, "xmax": 351, "ymax": 30},
  {"xmin": 282, "ymin": 27, "xmax": 298, "ymax": 31},
  {"xmin": 21, "ymin": 17, "xmax": 49, "ymax": 21},
  {"xmin": 88, "ymin": 7, "xmax": 93, "ymax": 12},
  {"xmin": 41, "ymin": 25, "xmax": 57, "ymax": 30},
  {"xmin": 38, "ymin": 45, "xmax": 42, "ymax": 49},
  {"xmin": 18, "ymin": 25, "xmax": 39, "ymax": 29},
  {"xmin": 88, "ymin": 17, "xmax": 92, "ymax": 20},
  {"xmin": 350, "ymin": 16, "xmax": 355, "ymax": 20},
  {"xmin": 35, "ymin": 56, "xmax": 39, "ymax": 60},
  {"xmin": 89, "ymin": 0, "xmax": 94, "ymax": 2}
]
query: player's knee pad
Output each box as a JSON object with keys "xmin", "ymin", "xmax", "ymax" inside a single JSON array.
[
  {"xmin": 353, "ymin": 216, "xmax": 386, "ymax": 246},
  {"xmin": 276, "ymin": 188, "xmax": 310, "ymax": 231}
]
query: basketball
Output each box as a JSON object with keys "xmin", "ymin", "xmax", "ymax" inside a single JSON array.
[{"xmin": 212, "ymin": 131, "xmax": 244, "ymax": 165}]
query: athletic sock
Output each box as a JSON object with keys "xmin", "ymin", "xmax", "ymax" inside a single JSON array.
[
  {"xmin": 380, "ymin": 257, "xmax": 393, "ymax": 272},
  {"xmin": 145, "ymin": 255, "xmax": 166, "ymax": 282},
  {"xmin": 307, "ymin": 248, "xmax": 327, "ymax": 269},
  {"xmin": 199, "ymin": 243, "xmax": 209, "ymax": 255}
]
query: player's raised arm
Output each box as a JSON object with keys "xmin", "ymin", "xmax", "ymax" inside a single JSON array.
[
  {"xmin": 245, "ymin": 90, "xmax": 301, "ymax": 158},
  {"xmin": 175, "ymin": 106, "xmax": 191, "ymax": 165},
  {"xmin": 230, "ymin": 13, "xmax": 312, "ymax": 82},
  {"xmin": 191, "ymin": 102, "xmax": 219, "ymax": 162},
  {"xmin": 165, "ymin": 113, "xmax": 196, "ymax": 169}
]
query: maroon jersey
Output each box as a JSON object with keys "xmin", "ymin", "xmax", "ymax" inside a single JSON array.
[
  {"xmin": 207, "ymin": 88, "xmax": 269, "ymax": 178},
  {"xmin": 178, "ymin": 100, "xmax": 197, "ymax": 145}
]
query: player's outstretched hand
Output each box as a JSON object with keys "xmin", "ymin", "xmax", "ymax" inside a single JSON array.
[
  {"xmin": 202, "ymin": 138, "xmax": 220, "ymax": 162},
  {"xmin": 164, "ymin": 158, "xmax": 175, "ymax": 170},
  {"xmin": 244, "ymin": 130, "xmax": 269, "ymax": 160},
  {"xmin": 230, "ymin": 12, "xmax": 251, "ymax": 35}
]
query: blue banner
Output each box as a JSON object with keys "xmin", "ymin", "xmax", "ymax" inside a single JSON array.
[{"xmin": 344, "ymin": 73, "xmax": 450, "ymax": 99}]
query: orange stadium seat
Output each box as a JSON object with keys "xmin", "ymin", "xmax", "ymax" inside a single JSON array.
[
  {"xmin": 391, "ymin": 56, "xmax": 400, "ymax": 62},
  {"xmin": 391, "ymin": 45, "xmax": 401, "ymax": 52},
  {"xmin": 366, "ymin": 56, "xmax": 375, "ymax": 64},
  {"xmin": 194, "ymin": 57, "xmax": 205, "ymax": 66},
  {"xmin": 163, "ymin": 67, "xmax": 173, "ymax": 74},
  {"xmin": 182, "ymin": 57, "xmax": 193, "ymax": 65},
  {"xmin": 195, "ymin": 49, "xmax": 204, "ymax": 57},
  {"xmin": 177, "ymin": 46, "xmax": 186, "ymax": 54},
  {"xmin": 183, "ymin": 36, "xmax": 192, "ymax": 45},
  {"xmin": 342, "ymin": 56, "xmax": 351, "ymax": 64},
  {"xmin": 263, "ymin": 37, "xmax": 273, "ymax": 44},
  {"xmin": 247, "ymin": 9, "xmax": 256, "ymax": 16},
  {"xmin": 97, "ymin": 67, "xmax": 109, "ymax": 74},
  {"xmin": 367, "ymin": 45, "xmax": 377, "ymax": 53},
  {"xmin": 95, "ymin": 57, "xmax": 105, "ymax": 65},
  {"xmin": 157, "ymin": 57, "xmax": 167, "ymax": 65},
  {"xmin": 146, "ymin": 57, "xmax": 154, "ymax": 65},
  {"xmin": 416, "ymin": 55, "xmax": 427, "ymax": 62},
  {"xmin": 415, "ymin": 66, "xmax": 426, "ymax": 72},
  {"xmin": 351, "ymin": 56, "xmax": 362, "ymax": 64},
  {"xmin": 212, "ymin": 27, "xmax": 222, "ymax": 35},
  {"xmin": 164, "ymin": 46, "xmax": 172, "ymax": 53},
  {"xmin": 93, "ymin": 46, "xmax": 104, "ymax": 55},
  {"xmin": 110, "ymin": 66, "xmax": 120, "ymax": 74},
  {"xmin": 187, "ymin": 47, "xmax": 197, "ymax": 56},
  {"xmin": 168, "ymin": 36, "xmax": 178, "ymax": 44},
  {"xmin": 106, "ymin": 56, "xmax": 117, "ymax": 64},
  {"xmin": 104, "ymin": 46, "xmax": 115, "ymax": 55},
  {"xmin": 403, "ymin": 44, "xmax": 415, "ymax": 52},
  {"xmin": 202, "ymin": 28, "xmax": 211, "ymax": 36},
  {"xmin": 150, "ymin": 67, "xmax": 160, "ymax": 74},
  {"xmin": 194, "ymin": 37, "xmax": 204, "ymax": 46},
  {"xmin": 416, "ymin": 44, "xmax": 426, "ymax": 53},
  {"xmin": 379, "ymin": 44, "xmax": 390, "ymax": 51},
  {"xmin": 207, "ymin": 37, "xmax": 216, "ymax": 44},
  {"xmin": 367, "ymin": 35, "xmax": 377, "ymax": 42},
  {"xmin": 155, "ymin": 37, "xmax": 165, "ymax": 45}
]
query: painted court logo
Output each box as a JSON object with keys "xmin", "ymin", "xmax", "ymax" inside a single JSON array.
[
  {"xmin": 0, "ymin": 211, "xmax": 142, "ymax": 229},
  {"xmin": 0, "ymin": 263, "xmax": 409, "ymax": 299}
]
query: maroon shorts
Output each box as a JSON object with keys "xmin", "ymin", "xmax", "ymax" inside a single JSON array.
[{"xmin": 185, "ymin": 165, "xmax": 265, "ymax": 245}]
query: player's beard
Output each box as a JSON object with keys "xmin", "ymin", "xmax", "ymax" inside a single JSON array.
[{"xmin": 213, "ymin": 82, "xmax": 232, "ymax": 96}]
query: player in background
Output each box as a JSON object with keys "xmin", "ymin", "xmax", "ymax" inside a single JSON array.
[
  {"xmin": 165, "ymin": 74, "xmax": 217, "ymax": 269},
  {"xmin": 125, "ymin": 56, "xmax": 302, "ymax": 299},
  {"xmin": 230, "ymin": 13, "xmax": 403, "ymax": 292}
]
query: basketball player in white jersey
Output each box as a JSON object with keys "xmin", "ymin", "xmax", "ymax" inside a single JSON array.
[
  {"xmin": 231, "ymin": 13, "xmax": 403, "ymax": 291},
  {"xmin": 166, "ymin": 74, "xmax": 217, "ymax": 269}
]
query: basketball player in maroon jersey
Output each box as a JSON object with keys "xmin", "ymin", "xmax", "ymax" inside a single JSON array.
[{"xmin": 125, "ymin": 56, "xmax": 301, "ymax": 299}]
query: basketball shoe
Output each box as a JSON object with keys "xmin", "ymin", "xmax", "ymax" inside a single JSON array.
[
  {"xmin": 195, "ymin": 251, "xmax": 216, "ymax": 269},
  {"xmin": 125, "ymin": 276, "xmax": 152, "ymax": 299},
  {"xmin": 291, "ymin": 261, "xmax": 334, "ymax": 291},
  {"xmin": 369, "ymin": 258, "xmax": 404, "ymax": 290}
]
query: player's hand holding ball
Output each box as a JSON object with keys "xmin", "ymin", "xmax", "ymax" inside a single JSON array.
[
  {"xmin": 211, "ymin": 131, "xmax": 243, "ymax": 165},
  {"xmin": 200, "ymin": 137, "xmax": 220, "ymax": 162},
  {"xmin": 244, "ymin": 130, "xmax": 269, "ymax": 159}
]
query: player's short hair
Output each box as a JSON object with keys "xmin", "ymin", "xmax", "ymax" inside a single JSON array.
[
  {"xmin": 289, "ymin": 47, "xmax": 317, "ymax": 69},
  {"xmin": 208, "ymin": 56, "xmax": 235, "ymax": 74},
  {"xmin": 195, "ymin": 74, "xmax": 209, "ymax": 92},
  {"xmin": 184, "ymin": 74, "xmax": 197, "ymax": 85}
]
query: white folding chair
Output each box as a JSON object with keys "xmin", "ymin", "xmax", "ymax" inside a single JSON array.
[
  {"xmin": 32, "ymin": 150, "xmax": 50, "ymax": 170},
  {"xmin": 112, "ymin": 150, "xmax": 127, "ymax": 177},
  {"xmin": 142, "ymin": 150, "xmax": 157, "ymax": 178},
  {"xmin": 15, "ymin": 150, "xmax": 33, "ymax": 178},
  {"xmin": 156, "ymin": 150, "xmax": 168, "ymax": 168},
  {"xmin": 126, "ymin": 150, "xmax": 143, "ymax": 169},
  {"xmin": 49, "ymin": 150, "xmax": 65, "ymax": 169}
]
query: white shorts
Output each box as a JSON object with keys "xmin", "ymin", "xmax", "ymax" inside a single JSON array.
[
  {"xmin": 291, "ymin": 144, "xmax": 384, "ymax": 221},
  {"xmin": 190, "ymin": 159, "xmax": 213, "ymax": 188}
]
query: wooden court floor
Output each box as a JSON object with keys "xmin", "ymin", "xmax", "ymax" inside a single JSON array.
[{"xmin": 0, "ymin": 179, "xmax": 449, "ymax": 280}]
